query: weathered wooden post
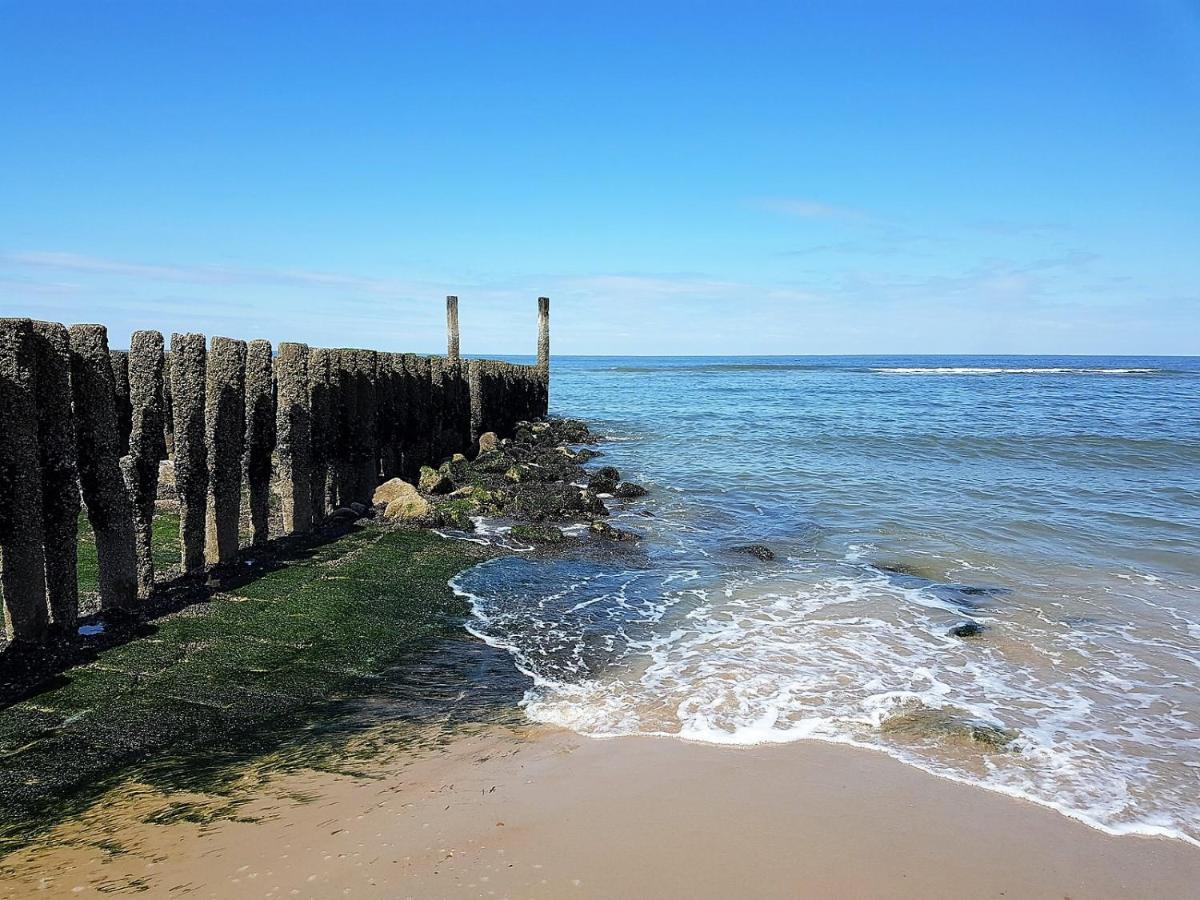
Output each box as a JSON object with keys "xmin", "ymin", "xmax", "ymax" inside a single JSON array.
[
  {"xmin": 308, "ymin": 347, "xmax": 332, "ymax": 524},
  {"xmin": 352, "ymin": 350, "xmax": 379, "ymax": 502},
  {"xmin": 468, "ymin": 358, "xmax": 482, "ymax": 446},
  {"xmin": 0, "ymin": 318, "xmax": 50, "ymax": 642},
  {"xmin": 537, "ymin": 296, "xmax": 550, "ymax": 372},
  {"xmin": 32, "ymin": 322, "xmax": 80, "ymax": 631},
  {"xmin": 446, "ymin": 295, "xmax": 460, "ymax": 361},
  {"xmin": 276, "ymin": 342, "xmax": 312, "ymax": 533},
  {"xmin": 69, "ymin": 324, "xmax": 138, "ymax": 613},
  {"xmin": 128, "ymin": 330, "xmax": 165, "ymax": 598},
  {"xmin": 204, "ymin": 337, "xmax": 247, "ymax": 565},
  {"xmin": 170, "ymin": 333, "xmax": 207, "ymax": 573},
  {"xmin": 110, "ymin": 348, "xmax": 132, "ymax": 455},
  {"xmin": 244, "ymin": 339, "xmax": 275, "ymax": 546}
]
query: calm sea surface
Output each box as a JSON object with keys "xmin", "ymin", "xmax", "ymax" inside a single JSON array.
[{"xmin": 455, "ymin": 356, "xmax": 1200, "ymax": 843}]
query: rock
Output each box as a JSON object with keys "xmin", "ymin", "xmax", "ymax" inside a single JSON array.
[
  {"xmin": 587, "ymin": 466, "xmax": 621, "ymax": 494},
  {"xmin": 474, "ymin": 449, "xmax": 515, "ymax": 474},
  {"xmin": 477, "ymin": 431, "xmax": 499, "ymax": 454},
  {"xmin": 880, "ymin": 706, "xmax": 1016, "ymax": 750},
  {"xmin": 573, "ymin": 447, "xmax": 601, "ymax": 463},
  {"xmin": 373, "ymin": 477, "xmax": 417, "ymax": 506},
  {"xmin": 505, "ymin": 465, "xmax": 526, "ymax": 483},
  {"xmin": 439, "ymin": 453, "xmax": 470, "ymax": 483},
  {"xmin": 558, "ymin": 419, "xmax": 591, "ymax": 442},
  {"xmin": 510, "ymin": 483, "xmax": 585, "ymax": 521},
  {"xmin": 613, "ymin": 482, "xmax": 648, "ymax": 499},
  {"xmin": 419, "ymin": 465, "xmax": 453, "ymax": 495},
  {"xmin": 329, "ymin": 507, "xmax": 359, "ymax": 523},
  {"xmin": 949, "ymin": 620, "xmax": 984, "ymax": 638},
  {"xmin": 580, "ymin": 489, "xmax": 609, "ymax": 516},
  {"xmin": 448, "ymin": 485, "xmax": 477, "ymax": 499},
  {"xmin": 383, "ymin": 482, "xmax": 431, "ymax": 521},
  {"xmin": 589, "ymin": 520, "xmax": 639, "ymax": 542},
  {"xmin": 731, "ymin": 544, "xmax": 775, "ymax": 561},
  {"xmin": 510, "ymin": 523, "xmax": 567, "ymax": 545},
  {"xmin": 349, "ymin": 502, "xmax": 367, "ymax": 517},
  {"xmin": 435, "ymin": 498, "xmax": 477, "ymax": 530}
]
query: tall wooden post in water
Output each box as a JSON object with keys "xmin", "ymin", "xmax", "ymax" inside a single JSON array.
[
  {"xmin": 537, "ymin": 296, "xmax": 550, "ymax": 373},
  {"xmin": 446, "ymin": 295, "xmax": 460, "ymax": 361}
]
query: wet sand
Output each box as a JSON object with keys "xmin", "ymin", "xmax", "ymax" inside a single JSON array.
[{"xmin": 4, "ymin": 726, "xmax": 1198, "ymax": 899}]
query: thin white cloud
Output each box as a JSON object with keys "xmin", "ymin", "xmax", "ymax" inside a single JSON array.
[{"xmin": 750, "ymin": 196, "xmax": 872, "ymax": 222}]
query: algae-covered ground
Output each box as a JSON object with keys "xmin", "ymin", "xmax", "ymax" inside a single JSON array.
[{"xmin": 0, "ymin": 519, "xmax": 507, "ymax": 853}]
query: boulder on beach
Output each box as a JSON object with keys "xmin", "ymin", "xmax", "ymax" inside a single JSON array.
[
  {"xmin": 477, "ymin": 431, "xmax": 499, "ymax": 454},
  {"xmin": 418, "ymin": 465, "xmax": 453, "ymax": 495},
  {"xmin": 383, "ymin": 483, "xmax": 431, "ymax": 521},
  {"xmin": 373, "ymin": 477, "xmax": 417, "ymax": 506}
]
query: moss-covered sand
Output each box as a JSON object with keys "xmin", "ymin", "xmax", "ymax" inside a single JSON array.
[{"xmin": 0, "ymin": 521, "xmax": 499, "ymax": 853}]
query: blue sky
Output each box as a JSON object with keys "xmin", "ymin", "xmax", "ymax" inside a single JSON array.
[{"xmin": 1, "ymin": 2, "xmax": 1198, "ymax": 355}]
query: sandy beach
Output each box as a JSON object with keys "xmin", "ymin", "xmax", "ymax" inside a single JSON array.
[{"xmin": 5, "ymin": 724, "xmax": 1197, "ymax": 899}]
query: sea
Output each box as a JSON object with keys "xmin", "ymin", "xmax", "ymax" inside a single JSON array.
[{"xmin": 451, "ymin": 356, "xmax": 1200, "ymax": 845}]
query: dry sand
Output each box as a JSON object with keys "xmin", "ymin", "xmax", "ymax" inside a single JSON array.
[{"xmin": 4, "ymin": 726, "xmax": 1198, "ymax": 899}]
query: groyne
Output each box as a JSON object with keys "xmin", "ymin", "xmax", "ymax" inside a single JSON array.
[{"xmin": 0, "ymin": 298, "xmax": 550, "ymax": 648}]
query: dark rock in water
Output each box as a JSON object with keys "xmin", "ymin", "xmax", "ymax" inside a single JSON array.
[
  {"xmin": 558, "ymin": 419, "xmax": 592, "ymax": 443},
  {"xmin": 589, "ymin": 520, "xmax": 639, "ymax": 542},
  {"xmin": 613, "ymin": 481, "xmax": 648, "ymax": 499},
  {"xmin": 637, "ymin": 509, "xmax": 656, "ymax": 518},
  {"xmin": 949, "ymin": 620, "xmax": 984, "ymax": 638},
  {"xmin": 510, "ymin": 523, "xmax": 567, "ymax": 545},
  {"xmin": 573, "ymin": 447, "xmax": 602, "ymax": 462},
  {"xmin": 580, "ymin": 489, "xmax": 609, "ymax": 517},
  {"xmin": 588, "ymin": 466, "xmax": 621, "ymax": 494},
  {"xmin": 731, "ymin": 544, "xmax": 776, "ymax": 561},
  {"xmin": 875, "ymin": 560, "xmax": 945, "ymax": 582}
]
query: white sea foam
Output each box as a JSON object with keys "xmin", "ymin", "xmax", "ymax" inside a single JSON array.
[
  {"xmin": 872, "ymin": 367, "xmax": 1158, "ymax": 376},
  {"xmin": 456, "ymin": 561, "xmax": 1200, "ymax": 847}
]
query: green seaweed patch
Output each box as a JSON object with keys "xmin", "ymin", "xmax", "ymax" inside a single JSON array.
[
  {"xmin": 880, "ymin": 705, "xmax": 1018, "ymax": 751},
  {"xmin": 0, "ymin": 526, "xmax": 495, "ymax": 854}
]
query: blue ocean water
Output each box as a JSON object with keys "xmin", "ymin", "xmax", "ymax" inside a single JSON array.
[{"xmin": 456, "ymin": 357, "xmax": 1200, "ymax": 843}]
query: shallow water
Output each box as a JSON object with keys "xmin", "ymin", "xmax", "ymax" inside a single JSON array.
[{"xmin": 456, "ymin": 356, "xmax": 1200, "ymax": 843}]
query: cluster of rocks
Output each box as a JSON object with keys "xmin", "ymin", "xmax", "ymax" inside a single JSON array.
[{"xmin": 356, "ymin": 418, "xmax": 648, "ymax": 545}]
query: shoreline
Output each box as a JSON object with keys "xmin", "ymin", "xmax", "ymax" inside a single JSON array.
[{"xmin": 4, "ymin": 722, "xmax": 1196, "ymax": 898}]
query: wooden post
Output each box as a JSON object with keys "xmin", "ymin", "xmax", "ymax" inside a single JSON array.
[
  {"xmin": 170, "ymin": 333, "xmax": 207, "ymax": 573},
  {"xmin": 204, "ymin": 337, "xmax": 247, "ymax": 565},
  {"xmin": 244, "ymin": 339, "xmax": 275, "ymax": 546},
  {"xmin": 32, "ymin": 322, "xmax": 81, "ymax": 631},
  {"xmin": 276, "ymin": 342, "xmax": 312, "ymax": 533},
  {"xmin": 446, "ymin": 295, "xmax": 460, "ymax": 361},
  {"xmin": 69, "ymin": 323, "xmax": 138, "ymax": 613},
  {"xmin": 128, "ymin": 330, "xmax": 165, "ymax": 598},
  {"xmin": 537, "ymin": 296, "xmax": 550, "ymax": 373},
  {"xmin": 0, "ymin": 318, "xmax": 50, "ymax": 641}
]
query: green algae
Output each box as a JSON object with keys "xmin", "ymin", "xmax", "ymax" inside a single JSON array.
[{"xmin": 0, "ymin": 525, "xmax": 496, "ymax": 853}]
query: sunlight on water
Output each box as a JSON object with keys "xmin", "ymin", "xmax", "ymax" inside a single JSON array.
[{"xmin": 459, "ymin": 356, "xmax": 1200, "ymax": 844}]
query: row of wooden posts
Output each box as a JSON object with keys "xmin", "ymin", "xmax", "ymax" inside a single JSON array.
[{"xmin": 0, "ymin": 297, "xmax": 551, "ymax": 645}]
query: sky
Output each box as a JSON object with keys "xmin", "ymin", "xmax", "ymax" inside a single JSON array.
[{"xmin": 1, "ymin": 1, "xmax": 1198, "ymax": 356}]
